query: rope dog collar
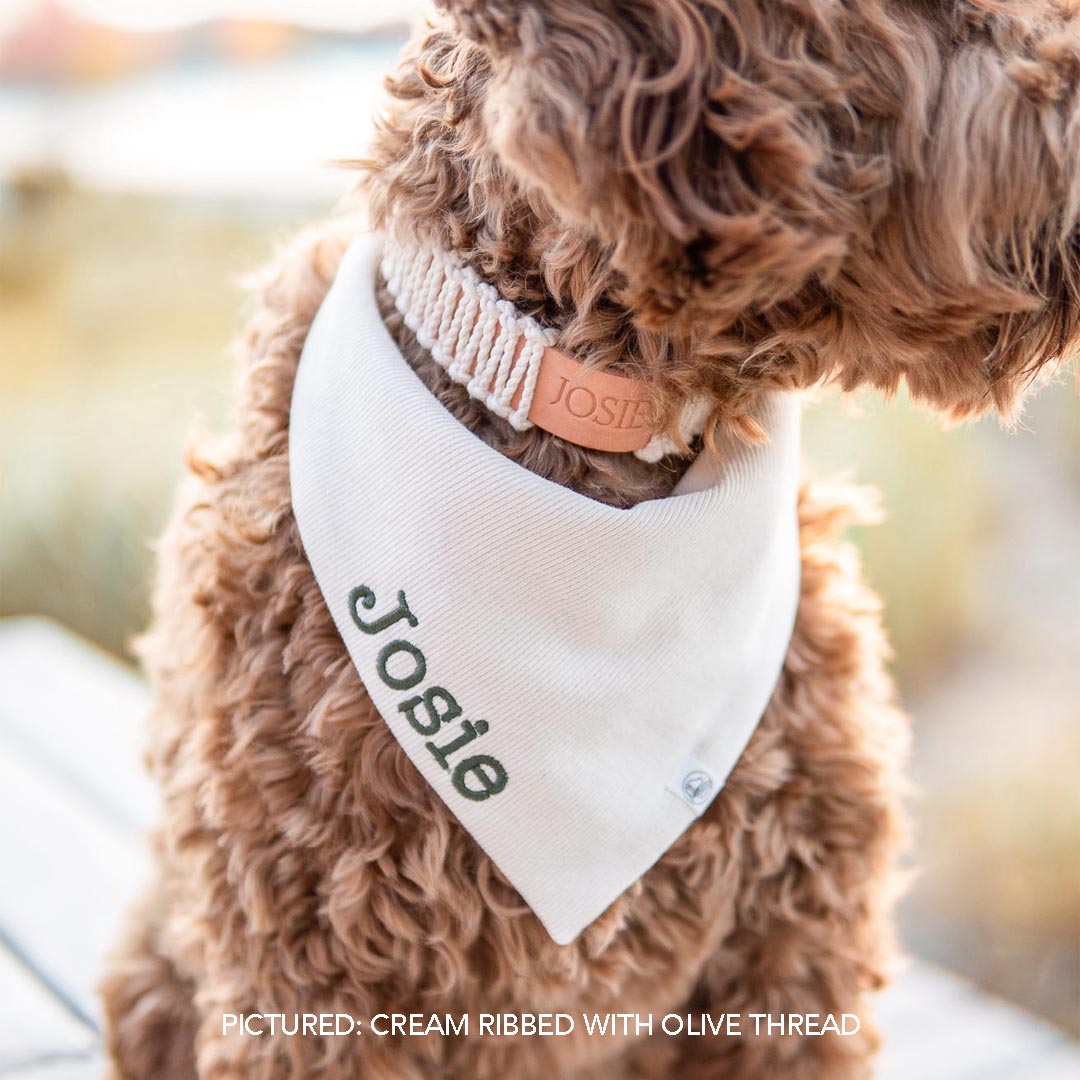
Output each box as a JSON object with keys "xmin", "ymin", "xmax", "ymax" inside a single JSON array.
[
  {"xmin": 291, "ymin": 234, "xmax": 801, "ymax": 943},
  {"xmin": 381, "ymin": 231, "xmax": 711, "ymax": 461}
]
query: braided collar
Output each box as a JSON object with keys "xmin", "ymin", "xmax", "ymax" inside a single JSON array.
[{"xmin": 381, "ymin": 230, "xmax": 711, "ymax": 461}]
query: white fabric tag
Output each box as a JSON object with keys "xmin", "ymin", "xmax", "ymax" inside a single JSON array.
[
  {"xmin": 289, "ymin": 234, "xmax": 802, "ymax": 944},
  {"xmin": 665, "ymin": 755, "xmax": 723, "ymax": 816}
]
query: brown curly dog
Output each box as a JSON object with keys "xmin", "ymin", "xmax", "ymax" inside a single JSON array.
[{"xmin": 101, "ymin": 2, "xmax": 1080, "ymax": 1077}]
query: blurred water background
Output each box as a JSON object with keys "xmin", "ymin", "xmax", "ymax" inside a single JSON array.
[{"xmin": 1, "ymin": 0, "xmax": 1076, "ymax": 1036}]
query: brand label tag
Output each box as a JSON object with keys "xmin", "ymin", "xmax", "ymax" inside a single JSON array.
[{"xmin": 666, "ymin": 756, "xmax": 721, "ymax": 816}]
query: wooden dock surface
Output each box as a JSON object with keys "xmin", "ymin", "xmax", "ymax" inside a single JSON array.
[{"xmin": 1, "ymin": 616, "xmax": 1076, "ymax": 1079}]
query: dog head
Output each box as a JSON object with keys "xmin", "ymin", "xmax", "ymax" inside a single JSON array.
[{"xmin": 366, "ymin": 0, "xmax": 1080, "ymax": 425}]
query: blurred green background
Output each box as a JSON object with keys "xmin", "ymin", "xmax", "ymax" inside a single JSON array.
[{"xmin": 1, "ymin": 0, "xmax": 1077, "ymax": 1037}]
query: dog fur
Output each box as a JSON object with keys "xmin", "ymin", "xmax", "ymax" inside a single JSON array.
[{"xmin": 101, "ymin": 2, "xmax": 1080, "ymax": 1077}]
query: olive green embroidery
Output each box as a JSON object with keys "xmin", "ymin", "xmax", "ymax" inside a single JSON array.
[
  {"xmin": 450, "ymin": 754, "xmax": 508, "ymax": 801},
  {"xmin": 376, "ymin": 639, "xmax": 427, "ymax": 691},
  {"xmin": 349, "ymin": 585, "xmax": 418, "ymax": 636},
  {"xmin": 347, "ymin": 583, "xmax": 509, "ymax": 801},
  {"xmin": 427, "ymin": 723, "xmax": 510, "ymax": 802},
  {"xmin": 400, "ymin": 686, "xmax": 461, "ymax": 737},
  {"xmin": 426, "ymin": 719, "xmax": 489, "ymax": 770}
]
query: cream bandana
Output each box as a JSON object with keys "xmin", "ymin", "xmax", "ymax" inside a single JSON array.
[{"xmin": 290, "ymin": 234, "xmax": 802, "ymax": 944}]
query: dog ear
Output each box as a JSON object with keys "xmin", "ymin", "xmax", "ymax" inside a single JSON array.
[
  {"xmin": 821, "ymin": 5, "xmax": 1080, "ymax": 419},
  {"xmin": 439, "ymin": 0, "xmax": 1080, "ymax": 419}
]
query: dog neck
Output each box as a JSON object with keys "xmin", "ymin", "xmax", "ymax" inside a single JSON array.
[{"xmin": 374, "ymin": 231, "xmax": 705, "ymax": 508}]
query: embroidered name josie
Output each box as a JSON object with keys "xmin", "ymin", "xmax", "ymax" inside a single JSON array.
[{"xmin": 347, "ymin": 585, "xmax": 508, "ymax": 802}]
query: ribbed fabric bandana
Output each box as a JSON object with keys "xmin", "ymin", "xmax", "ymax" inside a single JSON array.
[{"xmin": 290, "ymin": 234, "xmax": 802, "ymax": 944}]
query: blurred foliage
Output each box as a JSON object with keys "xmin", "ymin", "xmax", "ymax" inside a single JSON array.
[
  {"xmin": 803, "ymin": 391, "xmax": 993, "ymax": 684},
  {"xmin": 0, "ymin": 177, "xmax": 320, "ymax": 656},
  {"xmin": 909, "ymin": 731, "xmax": 1080, "ymax": 1035}
]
